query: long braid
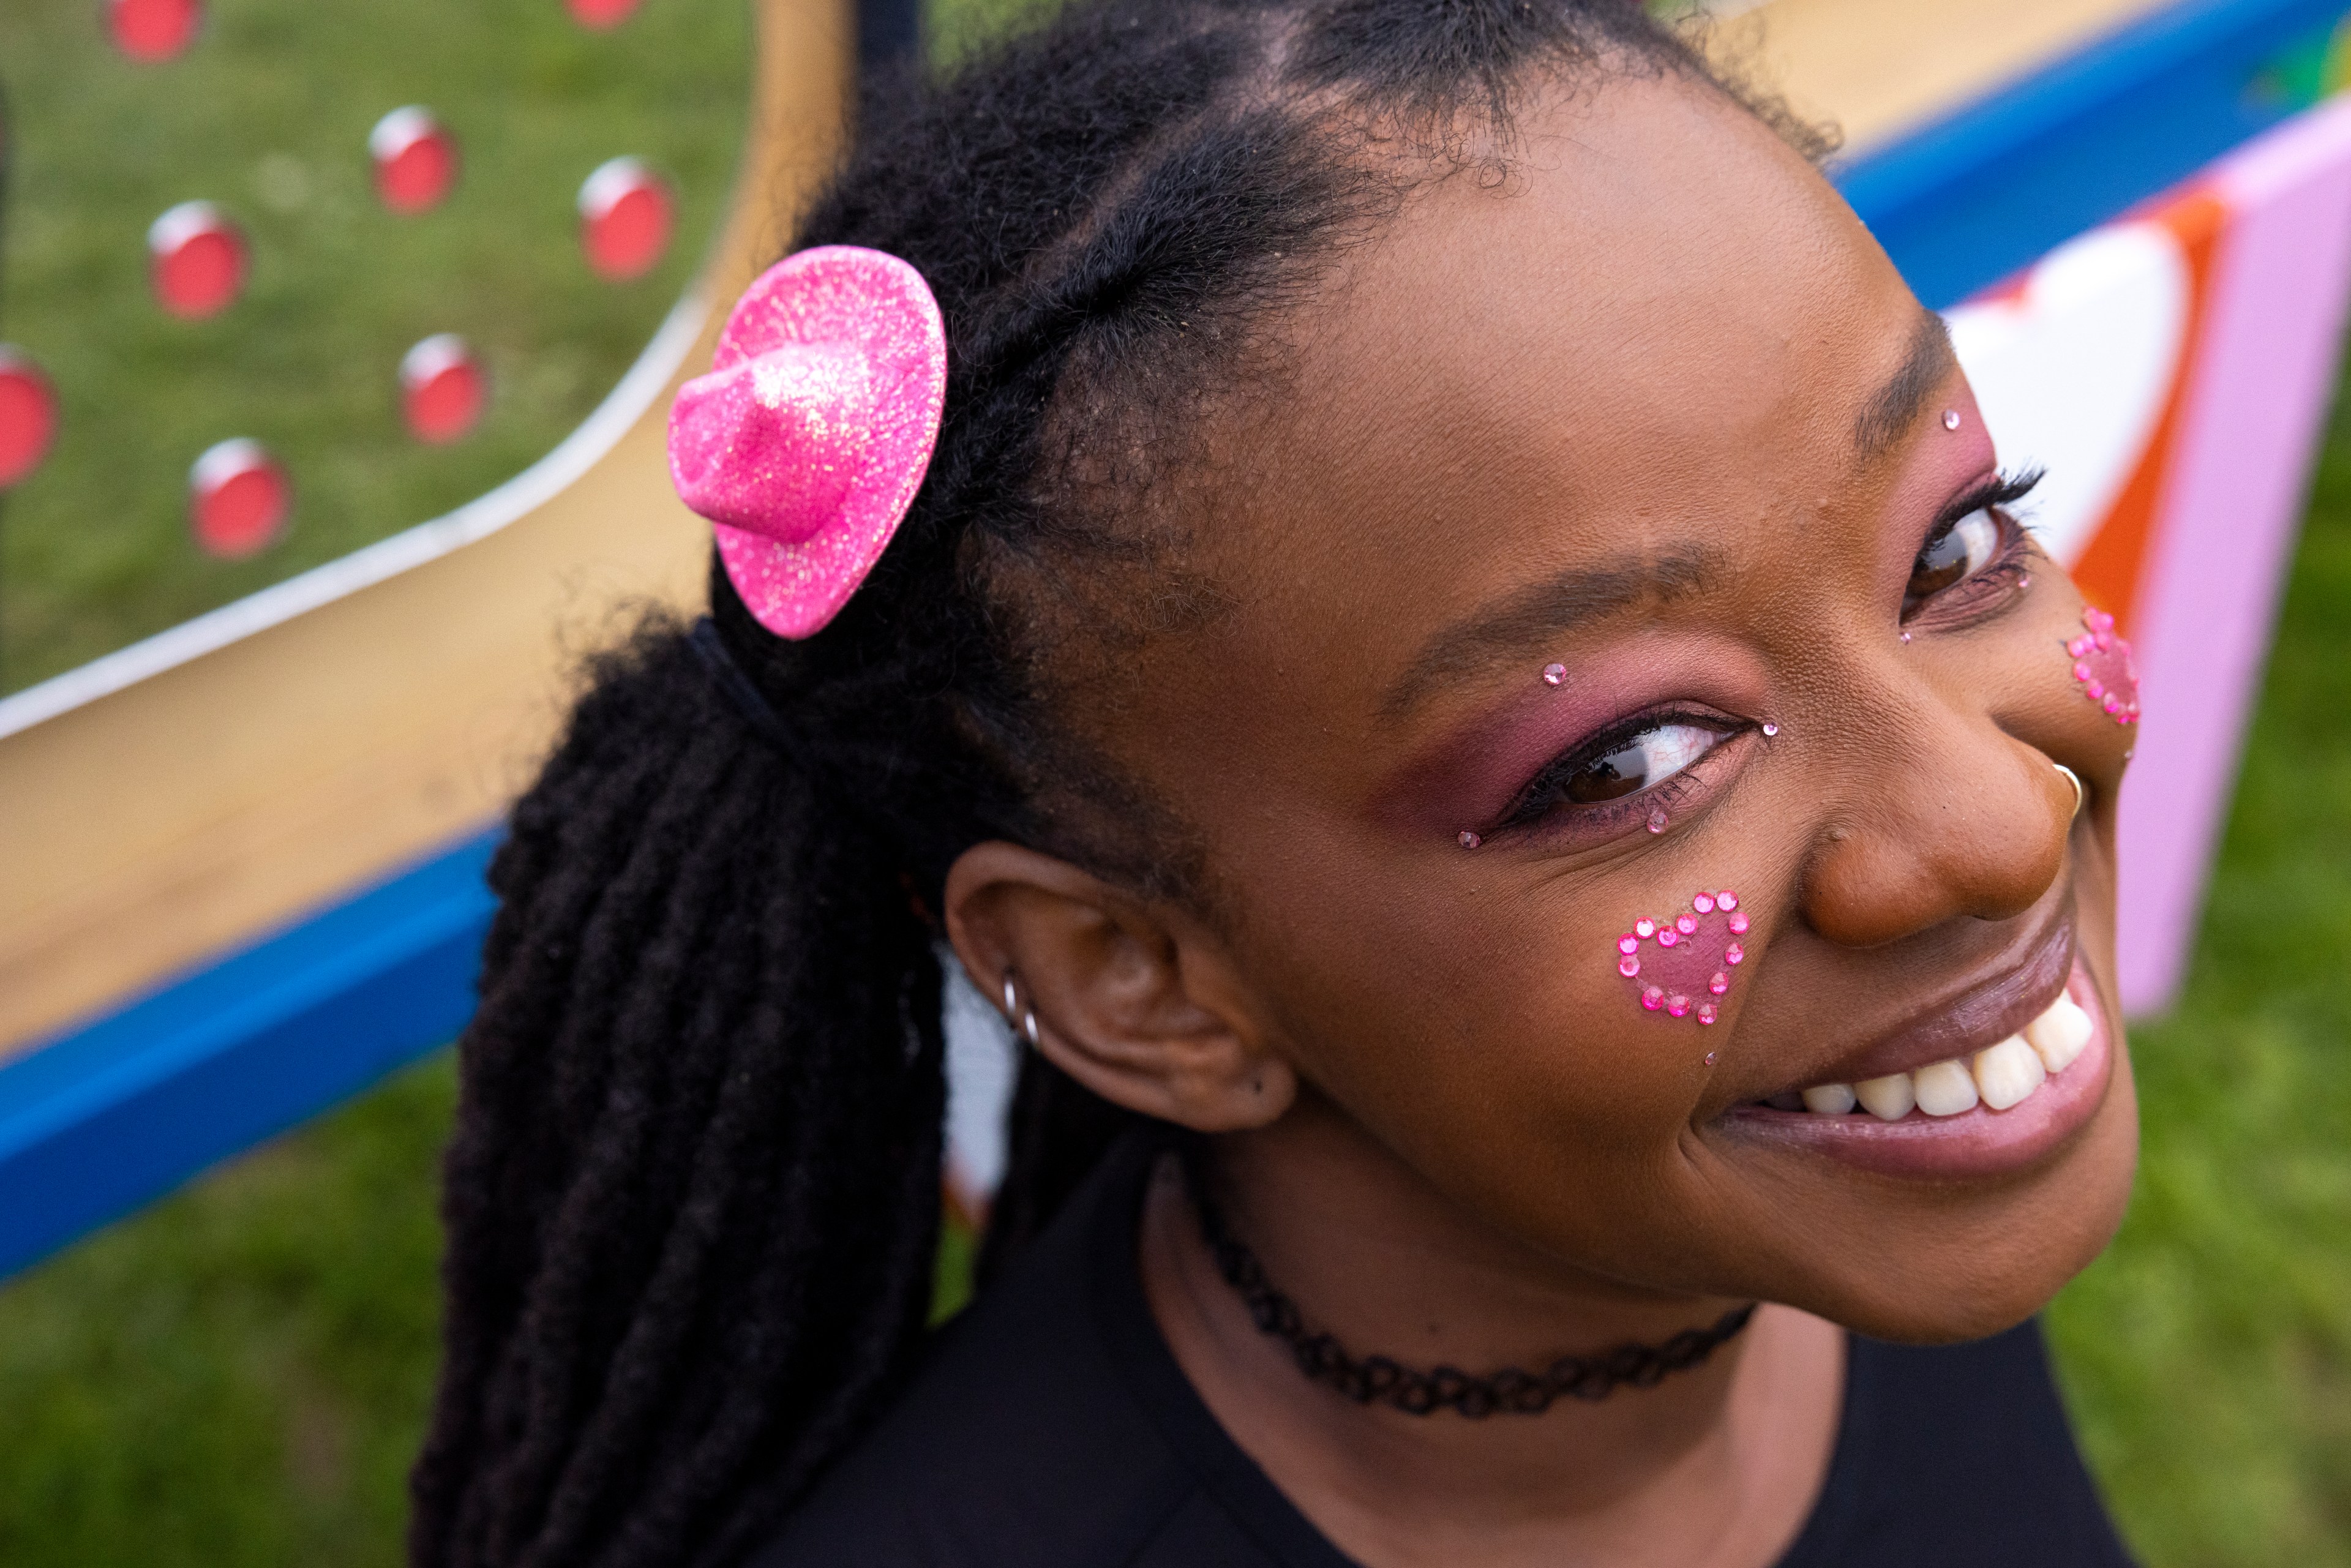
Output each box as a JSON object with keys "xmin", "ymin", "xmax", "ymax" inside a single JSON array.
[{"xmin": 414, "ymin": 7, "xmax": 1820, "ymax": 1566}]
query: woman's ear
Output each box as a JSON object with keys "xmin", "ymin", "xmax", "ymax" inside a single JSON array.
[{"xmin": 942, "ymin": 841, "xmax": 1296, "ymax": 1132}]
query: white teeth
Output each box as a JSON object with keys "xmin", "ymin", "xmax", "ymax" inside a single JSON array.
[
  {"xmin": 1801, "ymin": 1082, "xmax": 1858, "ymax": 1115},
  {"xmin": 1971, "ymin": 1035, "xmax": 2047, "ymax": 1111},
  {"xmin": 1913, "ymin": 1058, "xmax": 1979, "ymax": 1117},
  {"xmin": 2024, "ymin": 994, "xmax": 2094, "ymax": 1074},
  {"xmin": 1854, "ymin": 1073, "xmax": 1916, "ymax": 1121},
  {"xmin": 1796, "ymin": 994, "xmax": 2095, "ymax": 1123}
]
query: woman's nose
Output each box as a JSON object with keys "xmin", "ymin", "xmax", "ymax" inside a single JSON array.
[{"xmin": 1794, "ymin": 715, "xmax": 2071, "ymax": 950}]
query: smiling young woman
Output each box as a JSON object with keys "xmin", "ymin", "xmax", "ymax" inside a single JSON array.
[{"xmin": 409, "ymin": 6, "xmax": 2140, "ymax": 1567}]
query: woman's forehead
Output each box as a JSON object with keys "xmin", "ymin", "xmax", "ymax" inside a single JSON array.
[{"xmin": 1191, "ymin": 78, "xmax": 1910, "ymax": 604}]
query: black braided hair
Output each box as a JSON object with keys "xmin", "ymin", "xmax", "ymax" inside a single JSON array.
[{"xmin": 410, "ymin": 7, "xmax": 1828, "ymax": 1566}]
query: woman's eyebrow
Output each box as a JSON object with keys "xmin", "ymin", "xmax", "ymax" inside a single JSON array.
[
  {"xmin": 1379, "ymin": 547, "xmax": 1720, "ymax": 719},
  {"xmin": 1851, "ymin": 310, "xmax": 1958, "ymax": 464}
]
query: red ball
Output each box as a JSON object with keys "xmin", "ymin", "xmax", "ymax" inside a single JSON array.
[
  {"xmin": 369, "ymin": 106, "xmax": 459, "ymax": 216},
  {"xmin": 0, "ymin": 347, "xmax": 59, "ymax": 489},
  {"xmin": 566, "ymin": 0, "xmax": 642, "ymax": 28},
  {"xmin": 400, "ymin": 334, "xmax": 486, "ymax": 443},
  {"xmin": 578, "ymin": 157, "xmax": 675, "ymax": 281},
  {"xmin": 107, "ymin": 0, "xmax": 202, "ymax": 63},
  {"xmin": 189, "ymin": 438, "xmax": 290, "ymax": 558},
  {"xmin": 149, "ymin": 201, "xmax": 249, "ymax": 319}
]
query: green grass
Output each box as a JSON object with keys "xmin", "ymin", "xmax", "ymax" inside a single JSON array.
[
  {"xmin": 0, "ymin": 1056, "xmax": 454, "ymax": 1568},
  {"xmin": 0, "ymin": 0, "xmax": 748, "ymax": 693}
]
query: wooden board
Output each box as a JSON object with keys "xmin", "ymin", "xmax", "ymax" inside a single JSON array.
[
  {"xmin": 0, "ymin": 0, "xmax": 852, "ymax": 1052},
  {"xmin": 0, "ymin": 0, "xmax": 2181, "ymax": 1058}
]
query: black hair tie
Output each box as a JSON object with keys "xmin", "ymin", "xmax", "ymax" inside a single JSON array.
[{"xmin": 687, "ymin": 616, "xmax": 804, "ymax": 756}]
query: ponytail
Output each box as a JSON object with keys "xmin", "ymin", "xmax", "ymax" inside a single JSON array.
[{"xmin": 410, "ymin": 617, "xmax": 947, "ymax": 1568}]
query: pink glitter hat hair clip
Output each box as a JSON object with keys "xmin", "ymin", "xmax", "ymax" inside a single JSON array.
[{"xmin": 667, "ymin": 246, "xmax": 948, "ymax": 639}]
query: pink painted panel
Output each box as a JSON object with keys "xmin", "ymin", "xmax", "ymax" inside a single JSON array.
[{"xmin": 2118, "ymin": 96, "xmax": 2351, "ymax": 1013}]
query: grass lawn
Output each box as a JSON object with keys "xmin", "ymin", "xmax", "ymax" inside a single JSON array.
[
  {"xmin": 0, "ymin": 0, "xmax": 748, "ymax": 693},
  {"xmin": 2, "ymin": 1, "xmax": 2349, "ymax": 1562}
]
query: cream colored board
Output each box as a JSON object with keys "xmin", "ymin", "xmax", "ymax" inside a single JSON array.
[
  {"xmin": 0, "ymin": 0, "xmax": 852, "ymax": 1054},
  {"xmin": 1709, "ymin": 0, "xmax": 2167, "ymax": 152},
  {"xmin": 0, "ymin": 0, "xmax": 2172, "ymax": 1057}
]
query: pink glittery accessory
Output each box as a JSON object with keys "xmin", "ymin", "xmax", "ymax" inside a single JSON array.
[
  {"xmin": 2065, "ymin": 606, "xmax": 2140, "ymax": 725},
  {"xmin": 667, "ymin": 246, "xmax": 948, "ymax": 639},
  {"xmin": 1616, "ymin": 890, "xmax": 1747, "ymax": 1025}
]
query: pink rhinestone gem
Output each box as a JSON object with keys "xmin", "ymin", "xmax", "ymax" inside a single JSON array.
[
  {"xmin": 1728, "ymin": 912, "xmax": 1749, "ymax": 934},
  {"xmin": 1642, "ymin": 986, "xmax": 1665, "ymax": 1011},
  {"xmin": 1619, "ymin": 955, "xmax": 1641, "ymax": 978},
  {"xmin": 1717, "ymin": 891, "xmax": 1738, "ymax": 910},
  {"xmin": 1761, "ymin": 722, "xmax": 1779, "ymax": 737},
  {"xmin": 1635, "ymin": 918, "xmax": 1656, "ymax": 939},
  {"xmin": 1941, "ymin": 410, "xmax": 1961, "ymax": 430},
  {"xmin": 1657, "ymin": 928, "xmax": 1680, "ymax": 948},
  {"xmin": 1703, "ymin": 1051, "xmax": 1718, "ymax": 1066},
  {"xmin": 1542, "ymin": 662, "xmax": 1567, "ymax": 686},
  {"xmin": 1692, "ymin": 893, "xmax": 1716, "ymax": 913},
  {"xmin": 1709, "ymin": 971, "xmax": 1729, "ymax": 995},
  {"xmin": 2085, "ymin": 680, "xmax": 2104, "ymax": 700},
  {"xmin": 1900, "ymin": 630, "xmax": 1913, "ymax": 644},
  {"xmin": 1666, "ymin": 994, "xmax": 1690, "ymax": 1018},
  {"xmin": 2104, "ymin": 695, "xmax": 2122, "ymax": 715},
  {"xmin": 1676, "ymin": 913, "xmax": 1698, "ymax": 935},
  {"xmin": 2087, "ymin": 608, "xmax": 2113, "ymax": 632},
  {"xmin": 2073, "ymin": 661, "xmax": 2092, "ymax": 681},
  {"xmin": 1725, "ymin": 942, "xmax": 1744, "ymax": 964},
  {"xmin": 1458, "ymin": 830, "xmax": 1481, "ymax": 849},
  {"xmin": 2094, "ymin": 630, "xmax": 2113, "ymax": 651},
  {"xmin": 1646, "ymin": 806, "xmax": 1668, "ymax": 834},
  {"xmin": 1618, "ymin": 934, "xmax": 1639, "ymax": 955},
  {"xmin": 2069, "ymin": 637, "xmax": 2093, "ymax": 658},
  {"xmin": 1697, "ymin": 1002, "xmax": 1717, "ymax": 1024}
]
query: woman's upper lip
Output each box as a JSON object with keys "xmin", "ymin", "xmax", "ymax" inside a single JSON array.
[{"xmin": 1772, "ymin": 915, "xmax": 2079, "ymax": 1093}]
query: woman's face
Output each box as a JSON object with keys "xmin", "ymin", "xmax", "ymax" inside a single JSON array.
[{"xmin": 1080, "ymin": 70, "xmax": 2138, "ymax": 1341}]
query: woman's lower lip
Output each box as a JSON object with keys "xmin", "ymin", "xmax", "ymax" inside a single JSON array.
[{"xmin": 1716, "ymin": 964, "xmax": 2115, "ymax": 1181}]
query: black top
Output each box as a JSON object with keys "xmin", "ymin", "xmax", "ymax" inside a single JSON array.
[{"xmin": 756, "ymin": 1139, "xmax": 2135, "ymax": 1567}]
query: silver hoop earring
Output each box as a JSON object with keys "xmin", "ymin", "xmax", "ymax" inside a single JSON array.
[
  {"xmin": 1001, "ymin": 971, "xmax": 1019, "ymax": 1016},
  {"xmin": 2053, "ymin": 763, "xmax": 2086, "ymax": 822},
  {"xmin": 1022, "ymin": 1008, "xmax": 1041, "ymax": 1046}
]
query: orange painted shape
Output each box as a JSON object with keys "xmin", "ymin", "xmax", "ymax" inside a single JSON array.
[{"xmin": 2065, "ymin": 187, "xmax": 2229, "ymax": 633}]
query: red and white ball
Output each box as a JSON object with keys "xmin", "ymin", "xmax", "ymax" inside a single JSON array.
[
  {"xmin": 149, "ymin": 201, "xmax": 249, "ymax": 320},
  {"xmin": 369, "ymin": 106, "xmax": 460, "ymax": 216},
  {"xmin": 400, "ymin": 334, "xmax": 486, "ymax": 444},
  {"xmin": 107, "ymin": 0, "xmax": 202, "ymax": 63},
  {"xmin": 189, "ymin": 438, "xmax": 290, "ymax": 558},
  {"xmin": 578, "ymin": 157, "xmax": 675, "ymax": 281},
  {"xmin": 0, "ymin": 347, "xmax": 59, "ymax": 489},
  {"xmin": 565, "ymin": 0, "xmax": 642, "ymax": 28}
]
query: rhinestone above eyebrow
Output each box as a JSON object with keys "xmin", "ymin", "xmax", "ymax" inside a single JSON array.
[
  {"xmin": 1542, "ymin": 662, "xmax": 1567, "ymax": 686},
  {"xmin": 1943, "ymin": 409, "xmax": 1962, "ymax": 430}
]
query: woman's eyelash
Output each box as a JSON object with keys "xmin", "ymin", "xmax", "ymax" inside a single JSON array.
[
  {"xmin": 1496, "ymin": 708, "xmax": 1738, "ymax": 831},
  {"xmin": 1931, "ymin": 467, "xmax": 2044, "ymax": 538}
]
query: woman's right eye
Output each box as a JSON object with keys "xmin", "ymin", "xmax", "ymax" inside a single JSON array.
[
  {"xmin": 1561, "ymin": 722, "xmax": 1721, "ymax": 804},
  {"xmin": 1499, "ymin": 719, "xmax": 1730, "ymax": 831},
  {"xmin": 1905, "ymin": 505, "xmax": 2003, "ymax": 609}
]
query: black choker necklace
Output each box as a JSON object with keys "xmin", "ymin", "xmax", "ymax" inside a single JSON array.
[{"xmin": 1185, "ymin": 1165, "xmax": 1756, "ymax": 1419}]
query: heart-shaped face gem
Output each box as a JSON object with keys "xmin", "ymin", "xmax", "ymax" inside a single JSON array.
[
  {"xmin": 1615, "ymin": 890, "xmax": 1749, "ymax": 1026},
  {"xmin": 2066, "ymin": 607, "xmax": 2140, "ymax": 725}
]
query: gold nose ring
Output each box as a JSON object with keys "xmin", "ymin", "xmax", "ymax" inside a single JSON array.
[{"xmin": 2053, "ymin": 763, "xmax": 2085, "ymax": 821}]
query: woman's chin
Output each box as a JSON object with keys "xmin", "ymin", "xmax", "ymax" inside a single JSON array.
[{"xmin": 1770, "ymin": 1064, "xmax": 2138, "ymax": 1345}]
